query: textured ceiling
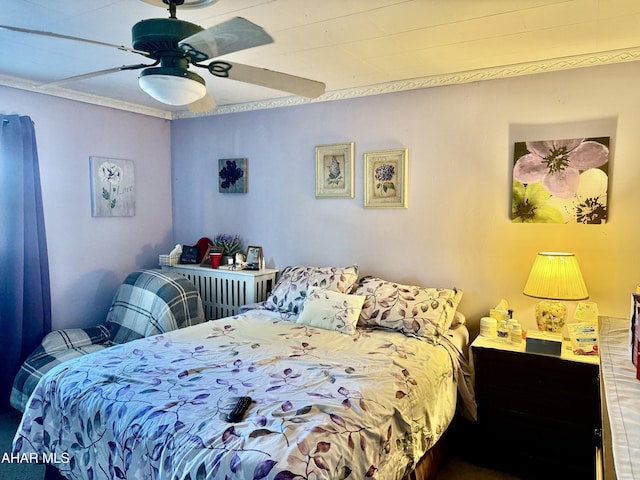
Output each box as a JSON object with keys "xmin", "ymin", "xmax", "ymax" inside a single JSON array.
[{"xmin": 1, "ymin": 0, "xmax": 640, "ymax": 118}]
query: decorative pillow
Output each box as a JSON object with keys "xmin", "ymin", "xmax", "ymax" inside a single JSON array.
[
  {"xmin": 354, "ymin": 276, "xmax": 463, "ymax": 344},
  {"xmin": 296, "ymin": 287, "xmax": 365, "ymax": 335},
  {"xmin": 265, "ymin": 265, "xmax": 359, "ymax": 315}
]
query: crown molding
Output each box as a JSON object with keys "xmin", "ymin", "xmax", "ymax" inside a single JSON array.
[
  {"xmin": 0, "ymin": 74, "xmax": 173, "ymax": 119},
  {"xmin": 3, "ymin": 45, "xmax": 640, "ymax": 120},
  {"xmin": 174, "ymin": 45, "xmax": 640, "ymax": 118}
]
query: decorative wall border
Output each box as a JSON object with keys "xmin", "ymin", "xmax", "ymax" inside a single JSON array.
[
  {"xmin": 3, "ymin": 45, "xmax": 640, "ymax": 120},
  {"xmin": 174, "ymin": 45, "xmax": 640, "ymax": 118}
]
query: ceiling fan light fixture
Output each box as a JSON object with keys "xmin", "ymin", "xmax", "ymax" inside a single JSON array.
[
  {"xmin": 138, "ymin": 67, "xmax": 206, "ymax": 105},
  {"xmin": 140, "ymin": 0, "xmax": 219, "ymax": 9}
]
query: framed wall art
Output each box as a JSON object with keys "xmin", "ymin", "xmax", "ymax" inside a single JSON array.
[
  {"xmin": 219, "ymin": 158, "xmax": 247, "ymax": 193},
  {"xmin": 90, "ymin": 156, "xmax": 135, "ymax": 217},
  {"xmin": 315, "ymin": 142, "xmax": 354, "ymax": 198},
  {"xmin": 511, "ymin": 137, "xmax": 609, "ymax": 224},
  {"xmin": 363, "ymin": 148, "xmax": 408, "ymax": 208}
]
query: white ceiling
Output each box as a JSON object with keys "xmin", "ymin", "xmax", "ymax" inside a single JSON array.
[{"xmin": 1, "ymin": 0, "xmax": 640, "ymax": 119}]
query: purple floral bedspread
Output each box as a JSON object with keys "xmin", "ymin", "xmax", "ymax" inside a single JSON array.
[{"xmin": 13, "ymin": 310, "xmax": 458, "ymax": 480}]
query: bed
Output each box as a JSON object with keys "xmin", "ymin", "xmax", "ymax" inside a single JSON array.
[{"xmin": 12, "ymin": 266, "xmax": 475, "ymax": 480}]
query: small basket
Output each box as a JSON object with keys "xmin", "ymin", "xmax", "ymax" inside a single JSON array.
[{"xmin": 159, "ymin": 253, "xmax": 179, "ymax": 266}]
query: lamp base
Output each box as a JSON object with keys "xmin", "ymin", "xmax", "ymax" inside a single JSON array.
[{"xmin": 535, "ymin": 300, "xmax": 567, "ymax": 333}]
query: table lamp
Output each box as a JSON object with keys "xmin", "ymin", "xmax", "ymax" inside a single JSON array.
[{"xmin": 523, "ymin": 252, "xmax": 589, "ymax": 333}]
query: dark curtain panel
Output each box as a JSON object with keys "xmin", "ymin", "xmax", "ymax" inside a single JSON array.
[{"xmin": 0, "ymin": 114, "xmax": 51, "ymax": 412}]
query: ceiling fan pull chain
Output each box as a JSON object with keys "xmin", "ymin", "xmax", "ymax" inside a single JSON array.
[{"xmin": 207, "ymin": 61, "xmax": 232, "ymax": 78}]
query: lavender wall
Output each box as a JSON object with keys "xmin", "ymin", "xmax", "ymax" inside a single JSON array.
[
  {"xmin": 0, "ymin": 87, "xmax": 172, "ymax": 330},
  {"xmin": 172, "ymin": 62, "xmax": 640, "ymax": 335}
]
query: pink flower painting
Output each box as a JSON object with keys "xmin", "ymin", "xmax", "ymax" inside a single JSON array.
[{"xmin": 512, "ymin": 137, "xmax": 609, "ymax": 224}]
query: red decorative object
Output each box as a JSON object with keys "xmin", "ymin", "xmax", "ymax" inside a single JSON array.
[{"xmin": 194, "ymin": 237, "xmax": 213, "ymax": 264}]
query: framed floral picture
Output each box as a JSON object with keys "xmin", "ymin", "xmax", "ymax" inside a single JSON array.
[
  {"xmin": 219, "ymin": 158, "xmax": 247, "ymax": 193},
  {"xmin": 315, "ymin": 142, "xmax": 354, "ymax": 198},
  {"xmin": 90, "ymin": 156, "xmax": 135, "ymax": 217},
  {"xmin": 511, "ymin": 137, "xmax": 609, "ymax": 224},
  {"xmin": 363, "ymin": 148, "xmax": 408, "ymax": 208}
]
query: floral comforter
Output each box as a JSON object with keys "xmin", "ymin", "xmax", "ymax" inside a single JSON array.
[{"xmin": 13, "ymin": 310, "xmax": 461, "ymax": 480}]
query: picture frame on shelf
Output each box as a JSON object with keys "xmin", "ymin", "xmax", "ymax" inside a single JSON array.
[
  {"xmin": 179, "ymin": 245, "xmax": 200, "ymax": 264},
  {"xmin": 363, "ymin": 148, "xmax": 408, "ymax": 208},
  {"xmin": 245, "ymin": 246, "xmax": 262, "ymax": 270},
  {"xmin": 315, "ymin": 142, "xmax": 354, "ymax": 198},
  {"xmin": 200, "ymin": 246, "xmax": 224, "ymax": 267}
]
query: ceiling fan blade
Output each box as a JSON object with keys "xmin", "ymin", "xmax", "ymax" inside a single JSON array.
[
  {"xmin": 0, "ymin": 24, "xmax": 149, "ymax": 56},
  {"xmin": 37, "ymin": 63, "xmax": 153, "ymax": 88},
  {"xmin": 187, "ymin": 92, "xmax": 217, "ymax": 113},
  {"xmin": 213, "ymin": 61, "xmax": 325, "ymax": 98},
  {"xmin": 179, "ymin": 17, "xmax": 273, "ymax": 61}
]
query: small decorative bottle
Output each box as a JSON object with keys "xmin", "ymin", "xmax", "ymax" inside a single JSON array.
[
  {"xmin": 497, "ymin": 320, "xmax": 509, "ymax": 342},
  {"xmin": 511, "ymin": 323, "xmax": 523, "ymax": 344}
]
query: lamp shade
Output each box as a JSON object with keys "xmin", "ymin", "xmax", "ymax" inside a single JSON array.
[
  {"xmin": 139, "ymin": 67, "xmax": 207, "ymax": 106},
  {"xmin": 523, "ymin": 252, "xmax": 588, "ymax": 300}
]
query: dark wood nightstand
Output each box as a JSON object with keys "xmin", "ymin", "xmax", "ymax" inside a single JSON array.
[{"xmin": 471, "ymin": 335, "xmax": 601, "ymax": 478}]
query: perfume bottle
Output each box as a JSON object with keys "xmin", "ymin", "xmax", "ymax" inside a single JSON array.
[{"xmin": 497, "ymin": 320, "xmax": 509, "ymax": 342}]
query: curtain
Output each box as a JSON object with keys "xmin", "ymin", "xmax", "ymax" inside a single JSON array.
[{"xmin": 0, "ymin": 114, "xmax": 51, "ymax": 412}]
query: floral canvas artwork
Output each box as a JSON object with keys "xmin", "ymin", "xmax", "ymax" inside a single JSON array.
[
  {"xmin": 511, "ymin": 137, "xmax": 609, "ymax": 224},
  {"xmin": 219, "ymin": 158, "xmax": 247, "ymax": 193},
  {"xmin": 90, "ymin": 156, "xmax": 135, "ymax": 217}
]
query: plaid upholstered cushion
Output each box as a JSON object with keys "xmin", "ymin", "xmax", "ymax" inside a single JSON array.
[
  {"xmin": 106, "ymin": 269, "xmax": 205, "ymax": 344},
  {"xmin": 10, "ymin": 326, "xmax": 111, "ymax": 412},
  {"xmin": 10, "ymin": 269, "xmax": 205, "ymax": 412}
]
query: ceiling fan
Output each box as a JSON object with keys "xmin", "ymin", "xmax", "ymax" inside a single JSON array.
[{"xmin": 0, "ymin": 0, "xmax": 326, "ymax": 112}]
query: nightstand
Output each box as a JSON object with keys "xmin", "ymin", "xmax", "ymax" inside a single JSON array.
[{"xmin": 471, "ymin": 334, "xmax": 601, "ymax": 478}]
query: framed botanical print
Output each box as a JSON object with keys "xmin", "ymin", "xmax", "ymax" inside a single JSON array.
[
  {"xmin": 315, "ymin": 142, "xmax": 354, "ymax": 198},
  {"xmin": 90, "ymin": 156, "xmax": 135, "ymax": 217},
  {"xmin": 363, "ymin": 148, "xmax": 408, "ymax": 208},
  {"xmin": 219, "ymin": 158, "xmax": 247, "ymax": 193}
]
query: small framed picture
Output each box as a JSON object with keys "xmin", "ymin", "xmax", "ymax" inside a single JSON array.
[
  {"xmin": 219, "ymin": 158, "xmax": 248, "ymax": 193},
  {"xmin": 90, "ymin": 156, "xmax": 135, "ymax": 217},
  {"xmin": 245, "ymin": 246, "xmax": 262, "ymax": 270},
  {"xmin": 200, "ymin": 246, "xmax": 224, "ymax": 267},
  {"xmin": 315, "ymin": 143, "xmax": 354, "ymax": 198},
  {"xmin": 363, "ymin": 148, "xmax": 409, "ymax": 208},
  {"xmin": 179, "ymin": 245, "xmax": 200, "ymax": 264}
]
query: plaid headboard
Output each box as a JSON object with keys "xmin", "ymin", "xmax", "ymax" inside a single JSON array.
[{"xmin": 106, "ymin": 269, "xmax": 205, "ymax": 344}]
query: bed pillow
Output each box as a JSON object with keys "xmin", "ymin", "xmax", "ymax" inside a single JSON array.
[
  {"xmin": 296, "ymin": 287, "xmax": 365, "ymax": 335},
  {"xmin": 265, "ymin": 265, "xmax": 359, "ymax": 315},
  {"xmin": 354, "ymin": 276, "xmax": 462, "ymax": 344}
]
